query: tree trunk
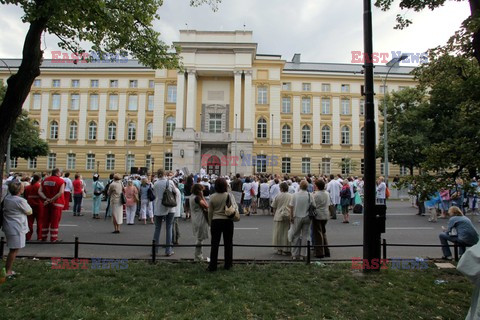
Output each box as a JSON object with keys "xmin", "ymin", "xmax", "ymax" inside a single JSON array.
[
  {"xmin": 0, "ymin": 18, "xmax": 47, "ymax": 184},
  {"xmin": 470, "ymin": 0, "xmax": 480, "ymax": 64}
]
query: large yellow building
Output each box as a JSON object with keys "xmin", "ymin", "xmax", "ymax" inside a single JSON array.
[{"xmin": 1, "ymin": 30, "xmax": 415, "ymax": 177}]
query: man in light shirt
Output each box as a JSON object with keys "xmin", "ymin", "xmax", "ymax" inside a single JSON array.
[{"xmin": 327, "ymin": 174, "xmax": 342, "ymax": 219}]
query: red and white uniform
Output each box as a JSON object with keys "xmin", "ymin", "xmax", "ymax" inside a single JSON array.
[
  {"xmin": 41, "ymin": 176, "xmax": 65, "ymax": 242},
  {"xmin": 24, "ymin": 182, "xmax": 44, "ymax": 241}
]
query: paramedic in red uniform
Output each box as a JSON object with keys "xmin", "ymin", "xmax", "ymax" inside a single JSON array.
[
  {"xmin": 24, "ymin": 174, "xmax": 44, "ymax": 241},
  {"xmin": 38, "ymin": 168, "xmax": 65, "ymax": 242}
]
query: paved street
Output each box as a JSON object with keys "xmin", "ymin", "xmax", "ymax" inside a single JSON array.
[{"xmin": 2, "ymin": 198, "xmax": 475, "ymax": 261}]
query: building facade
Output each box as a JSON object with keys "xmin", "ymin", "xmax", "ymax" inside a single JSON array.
[{"xmin": 1, "ymin": 30, "xmax": 415, "ymax": 177}]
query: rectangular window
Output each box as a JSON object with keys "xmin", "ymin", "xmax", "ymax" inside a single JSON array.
[
  {"xmin": 359, "ymin": 99, "xmax": 365, "ymax": 116},
  {"xmin": 341, "ymin": 158, "xmax": 351, "ymax": 175},
  {"xmin": 33, "ymin": 79, "xmax": 41, "ymax": 87},
  {"xmin": 302, "ymin": 83, "xmax": 311, "ymax": 91},
  {"xmin": 129, "ymin": 80, "xmax": 138, "ymax": 88},
  {"xmin": 302, "ymin": 158, "xmax": 311, "ymax": 174},
  {"xmin": 47, "ymin": 153, "xmax": 56, "ymax": 170},
  {"xmin": 256, "ymin": 155, "xmax": 267, "ymax": 173},
  {"xmin": 164, "ymin": 153, "xmax": 173, "ymax": 171},
  {"xmin": 321, "ymin": 98, "xmax": 330, "ymax": 114},
  {"xmin": 67, "ymin": 154, "xmax": 76, "ymax": 170},
  {"xmin": 106, "ymin": 154, "xmax": 115, "ymax": 171},
  {"xmin": 321, "ymin": 83, "xmax": 331, "ymax": 92},
  {"xmin": 110, "ymin": 80, "xmax": 118, "ymax": 88},
  {"xmin": 51, "ymin": 94, "xmax": 61, "ymax": 110},
  {"xmin": 109, "ymin": 94, "xmax": 118, "ymax": 110},
  {"xmin": 89, "ymin": 94, "xmax": 99, "ymax": 111},
  {"xmin": 146, "ymin": 155, "xmax": 152, "ymax": 170},
  {"xmin": 70, "ymin": 94, "xmax": 80, "ymax": 110},
  {"xmin": 126, "ymin": 154, "xmax": 135, "ymax": 170},
  {"xmin": 361, "ymin": 159, "xmax": 365, "ymax": 175},
  {"xmin": 282, "ymin": 97, "xmax": 291, "ymax": 113},
  {"xmin": 86, "ymin": 154, "xmax": 95, "ymax": 170},
  {"xmin": 282, "ymin": 157, "xmax": 291, "ymax": 174},
  {"xmin": 380, "ymin": 85, "xmax": 388, "ymax": 94},
  {"xmin": 10, "ymin": 157, "xmax": 17, "ymax": 169},
  {"xmin": 128, "ymin": 95, "xmax": 138, "ymax": 111},
  {"xmin": 52, "ymin": 79, "xmax": 60, "ymax": 88},
  {"xmin": 282, "ymin": 82, "xmax": 291, "ymax": 91},
  {"xmin": 71, "ymin": 79, "xmax": 80, "ymax": 88},
  {"xmin": 167, "ymin": 85, "xmax": 177, "ymax": 103},
  {"xmin": 257, "ymin": 86, "xmax": 268, "ymax": 105},
  {"xmin": 209, "ymin": 114, "xmax": 222, "ymax": 133},
  {"xmin": 149, "ymin": 80, "xmax": 155, "ymax": 88},
  {"xmin": 28, "ymin": 158, "xmax": 37, "ymax": 169},
  {"xmin": 400, "ymin": 166, "xmax": 408, "ymax": 176},
  {"xmin": 341, "ymin": 98, "xmax": 350, "ymax": 115},
  {"xmin": 398, "ymin": 86, "xmax": 408, "ymax": 91},
  {"xmin": 341, "ymin": 84, "xmax": 350, "ymax": 93},
  {"xmin": 90, "ymin": 80, "xmax": 99, "ymax": 88},
  {"xmin": 321, "ymin": 158, "xmax": 331, "ymax": 175},
  {"xmin": 147, "ymin": 95, "xmax": 154, "ymax": 111},
  {"xmin": 32, "ymin": 93, "xmax": 42, "ymax": 110},
  {"xmin": 301, "ymin": 97, "xmax": 311, "ymax": 114}
]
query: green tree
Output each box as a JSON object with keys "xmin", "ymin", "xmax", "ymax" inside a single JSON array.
[
  {"xmin": 375, "ymin": 0, "xmax": 480, "ymax": 64},
  {"xmin": 0, "ymin": 0, "xmax": 220, "ymax": 178},
  {"xmin": 11, "ymin": 111, "xmax": 49, "ymax": 160},
  {"xmin": 338, "ymin": 158, "xmax": 358, "ymax": 176},
  {"xmin": 377, "ymin": 87, "xmax": 430, "ymax": 175}
]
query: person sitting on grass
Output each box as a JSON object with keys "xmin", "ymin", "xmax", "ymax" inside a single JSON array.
[
  {"xmin": 439, "ymin": 206, "xmax": 479, "ymax": 260},
  {"xmin": 3, "ymin": 180, "xmax": 33, "ymax": 278}
]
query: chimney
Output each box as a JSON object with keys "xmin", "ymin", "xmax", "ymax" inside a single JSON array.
[{"xmin": 292, "ymin": 53, "xmax": 301, "ymax": 64}]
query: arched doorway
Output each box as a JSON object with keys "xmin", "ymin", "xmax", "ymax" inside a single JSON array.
[{"xmin": 206, "ymin": 155, "xmax": 221, "ymax": 175}]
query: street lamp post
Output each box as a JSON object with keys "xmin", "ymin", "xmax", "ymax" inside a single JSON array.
[
  {"xmin": 163, "ymin": 112, "xmax": 166, "ymax": 170},
  {"xmin": 234, "ymin": 113, "xmax": 238, "ymax": 175},
  {"xmin": 383, "ymin": 54, "xmax": 408, "ymax": 185},
  {"xmin": 271, "ymin": 113, "xmax": 274, "ymax": 174},
  {"xmin": 151, "ymin": 157, "xmax": 155, "ymax": 180}
]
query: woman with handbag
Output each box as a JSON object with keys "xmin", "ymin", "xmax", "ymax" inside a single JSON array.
[
  {"xmin": 207, "ymin": 178, "xmax": 235, "ymax": 271},
  {"xmin": 190, "ymin": 184, "xmax": 209, "ymax": 261},
  {"xmin": 271, "ymin": 182, "xmax": 292, "ymax": 255},
  {"xmin": 108, "ymin": 174, "xmax": 124, "ymax": 233},
  {"xmin": 124, "ymin": 180, "xmax": 139, "ymax": 225}
]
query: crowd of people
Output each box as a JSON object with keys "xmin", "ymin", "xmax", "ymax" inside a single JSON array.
[{"xmin": 1, "ymin": 167, "xmax": 478, "ymax": 275}]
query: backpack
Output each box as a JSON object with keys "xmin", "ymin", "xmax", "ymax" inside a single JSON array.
[
  {"xmin": 93, "ymin": 181, "xmax": 104, "ymax": 196},
  {"xmin": 162, "ymin": 180, "xmax": 177, "ymax": 208},
  {"xmin": 104, "ymin": 180, "xmax": 112, "ymax": 197},
  {"xmin": 147, "ymin": 185, "xmax": 156, "ymax": 201}
]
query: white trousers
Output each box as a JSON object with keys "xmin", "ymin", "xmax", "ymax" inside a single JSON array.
[
  {"xmin": 140, "ymin": 200, "xmax": 153, "ymax": 219},
  {"xmin": 126, "ymin": 205, "xmax": 137, "ymax": 224}
]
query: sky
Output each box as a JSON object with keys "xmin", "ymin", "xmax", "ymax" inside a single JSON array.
[{"xmin": 0, "ymin": 0, "xmax": 471, "ymax": 65}]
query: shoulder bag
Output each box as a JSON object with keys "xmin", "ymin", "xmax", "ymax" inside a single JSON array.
[
  {"xmin": 147, "ymin": 185, "xmax": 156, "ymax": 201},
  {"xmin": 162, "ymin": 180, "xmax": 177, "ymax": 208},
  {"xmin": 225, "ymin": 193, "xmax": 240, "ymax": 222}
]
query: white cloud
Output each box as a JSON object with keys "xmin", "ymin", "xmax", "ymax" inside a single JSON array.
[{"xmin": 0, "ymin": 0, "xmax": 471, "ymax": 65}]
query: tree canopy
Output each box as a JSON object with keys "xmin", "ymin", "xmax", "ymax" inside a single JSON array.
[{"xmin": 11, "ymin": 111, "xmax": 49, "ymax": 160}]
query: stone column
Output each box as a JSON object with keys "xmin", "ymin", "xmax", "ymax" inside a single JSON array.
[
  {"xmin": 243, "ymin": 70, "xmax": 253, "ymax": 131},
  {"xmin": 176, "ymin": 71, "xmax": 186, "ymax": 129},
  {"xmin": 185, "ymin": 69, "xmax": 197, "ymax": 130},
  {"xmin": 233, "ymin": 70, "xmax": 242, "ymax": 132}
]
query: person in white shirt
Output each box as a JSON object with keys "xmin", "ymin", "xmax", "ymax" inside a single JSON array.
[
  {"xmin": 258, "ymin": 178, "xmax": 270, "ymax": 214},
  {"xmin": 200, "ymin": 167, "xmax": 206, "ymax": 179},
  {"xmin": 326, "ymin": 174, "xmax": 342, "ymax": 220},
  {"xmin": 376, "ymin": 176, "xmax": 387, "ymax": 205},
  {"xmin": 291, "ymin": 177, "xmax": 300, "ymax": 193},
  {"xmin": 269, "ymin": 179, "xmax": 281, "ymax": 215},
  {"xmin": 250, "ymin": 177, "xmax": 259, "ymax": 214},
  {"xmin": 242, "ymin": 177, "xmax": 253, "ymax": 215},
  {"xmin": 62, "ymin": 172, "xmax": 74, "ymax": 211}
]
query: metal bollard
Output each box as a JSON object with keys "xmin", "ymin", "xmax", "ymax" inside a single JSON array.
[
  {"xmin": 306, "ymin": 241, "xmax": 311, "ymax": 265},
  {"xmin": 382, "ymin": 239, "xmax": 387, "ymax": 261},
  {"xmin": 0, "ymin": 237, "xmax": 4, "ymax": 259},
  {"xmin": 74, "ymin": 237, "xmax": 79, "ymax": 260},
  {"xmin": 151, "ymin": 240, "xmax": 156, "ymax": 264}
]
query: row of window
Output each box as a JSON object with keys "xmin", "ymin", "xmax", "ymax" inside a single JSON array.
[
  {"xmin": 280, "ymin": 96, "xmax": 365, "ymax": 115},
  {"xmin": 17, "ymin": 153, "xmax": 169, "ymax": 171},
  {"xmin": 45, "ymin": 118, "xmax": 176, "ymax": 141},
  {"xmin": 280, "ymin": 83, "xmax": 349, "ymax": 93},
  {"xmin": 256, "ymin": 121, "xmax": 364, "ymax": 145},
  {"xmin": 34, "ymin": 79, "xmax": 156, "ymax": 89}
]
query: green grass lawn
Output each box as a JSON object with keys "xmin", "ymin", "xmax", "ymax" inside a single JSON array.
[{"xmin": 0, "ymin": 259, "xmax": 473, "ymax": 320}]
